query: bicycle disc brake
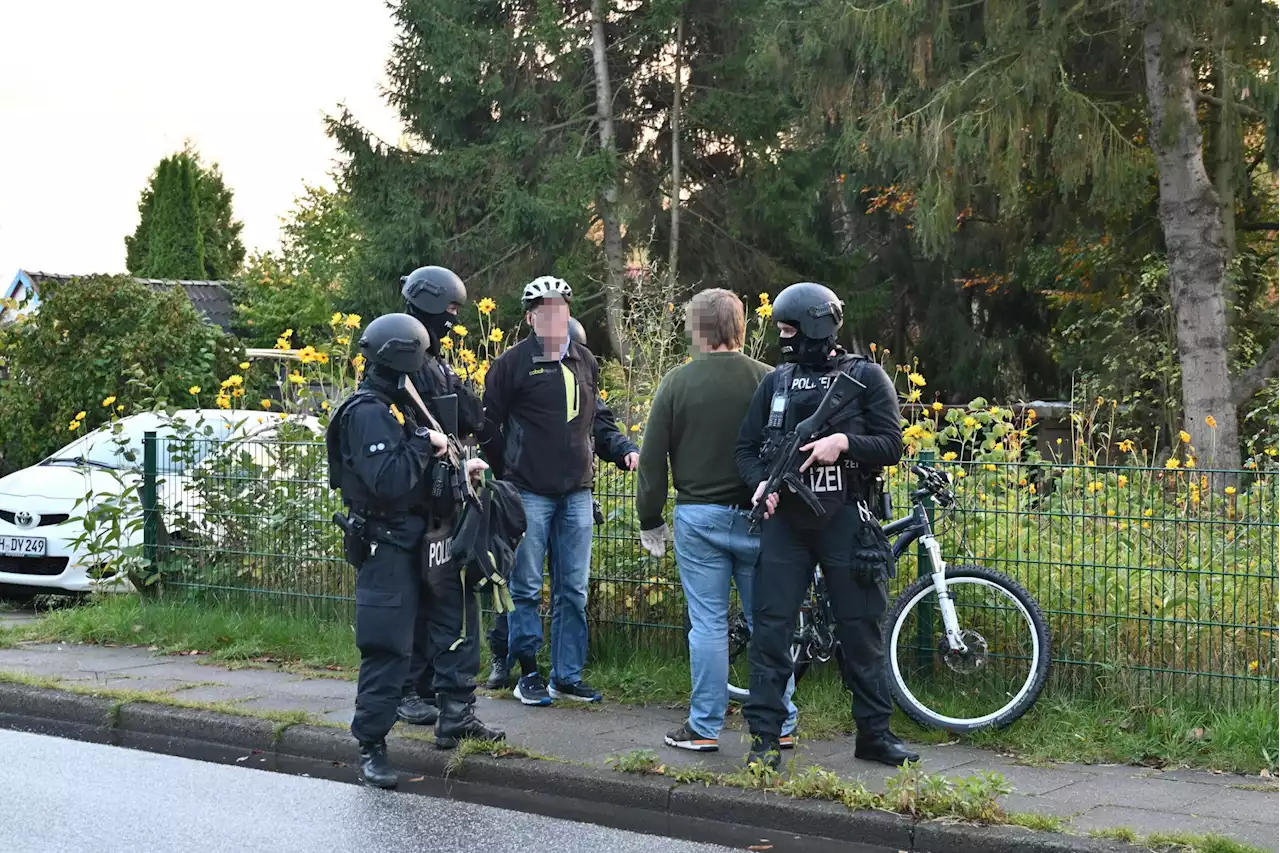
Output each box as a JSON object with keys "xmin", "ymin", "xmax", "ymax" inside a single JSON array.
[{"xmin": 937, "ymin": 629, "xmax": 988, "ymax": 675}]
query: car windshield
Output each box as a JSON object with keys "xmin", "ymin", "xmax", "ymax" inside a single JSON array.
[{"xmin": 43, "ymin": 413, "xmax": 246, "ymax": 472}]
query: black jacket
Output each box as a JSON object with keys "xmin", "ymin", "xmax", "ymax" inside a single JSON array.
[
  {"xmin": 325, "ymin": 385, "xmax": 440, "ymax": 543},
  {"xmin": 736, "ymin": 352, "xmax": 901, "ymax": 524},
  {"xmin": 411, "ymin": 355, "xmax": 484, "ymax": 440},
  {"xmin": 480, "ymin": 336, "xmax": 638, "ymax": 496}
]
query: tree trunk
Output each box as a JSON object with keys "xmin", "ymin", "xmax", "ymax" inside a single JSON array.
[
  {"xmin": 590, "ymin": 0, "xmax": 628, "ymax": 358},
  {"xmin": 1141, "ymin": 16, "xmax": 1239, "ymax": 470},
  {"xmin": 665, "ymin": 13, "xmax": 683, "ymax": 309}
]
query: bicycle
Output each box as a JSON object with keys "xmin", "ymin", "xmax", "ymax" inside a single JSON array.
[{"xmin": 726, "ymin": 463, "xmax": 1051, "ymax": 733}]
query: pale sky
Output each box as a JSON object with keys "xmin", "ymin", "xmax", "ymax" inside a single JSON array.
[{"xmin": 0, "ymin": 0, "xmax": 403, "ymax": 286}]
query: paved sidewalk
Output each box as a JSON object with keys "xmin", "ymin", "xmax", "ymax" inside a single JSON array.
[{"xmin": 0, "ymin": 641, "xmax": 1275, "ymax": 851}]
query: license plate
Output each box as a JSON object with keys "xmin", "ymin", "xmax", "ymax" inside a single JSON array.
[{"xmin": 0, "ymin": 536, "xmax": 47, "ymax": 557}]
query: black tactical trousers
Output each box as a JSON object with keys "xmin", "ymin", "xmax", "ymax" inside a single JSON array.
[
  {"xmin": 406, "ymin": 610, "xmax": 438, "ymax": 698},
  {"xmin": 744, "ymin": 502, "xmax": 894, "ymax": 739},
  {"xmin": 352, "ymin": 539, "xmax": 479, "ymax": 745},
  {"xmin": 351, "ymin": 540, "xmax": 421, "ymax": 745}
]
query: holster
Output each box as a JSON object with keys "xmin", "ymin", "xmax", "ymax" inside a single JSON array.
[
  {"xmin": 850, "ymin": 500, "xmax": 894, "ymax": 587},
  {"xmin": 332, "ymin": 512, "xmax": 370, "ymax": 569}
]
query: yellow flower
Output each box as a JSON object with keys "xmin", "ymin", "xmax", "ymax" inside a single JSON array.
[
  {"xmin": 1142, "ymin": 521, "xmax": 1151, "ymax": 529},
  {"xmin": 932, "ymin": 402, "xmax": 943, "ymax": 412},
  {"xmin": 1205, "ymin": 415, "xmax": 1217, "ymax": 429},
  {"xmin": 232, "ymin": 388, "xmax": 245, "ymax": 398},
  {"xmin": 189, "ymin": 386, "xmax": 201, "ymax": 395},
  {"xmin": 1026, "ymin": 408, "xmax": 1037, "ymax": 421},
  {"xmin": 908, "ymin": 372, "xmax": 926, "ymax": 387},
  {"xmin": 452, "ymin": 324, "xmax": 468, "ymax": 337},
  {"xmin": 1249, "ymin": 660, "xmax": 1260, "ymax": 674},
  {"xmin": 942, "ymin": 451, "xmax": 957, "ymax": 461},
  {"xmin": 101, "ymin": 395, "xmax": 116, "ymax": 407},
  {"xmin": 985, "ymin": 464, "xmax": 998, "ymax": 472},
  {"xmin": 630, "ymin": 424, "xmax": 640, "ymax": 432},
  {"xmin": 1117, "ymin": 475, "xmax": 1128, "ymax": 488},
  {"xmin": 220, "ymin": 374, "xmax": 244, "ymax": 388},
  {"xmin": 1118, "ymin": 439, "xmax": 1135, "ymax": 453},
  {"xmin": 344, "ymin": 315, "xmax": 362, "ymax": 329},
  {"xmin": 1087, "ymin": 481, "xmax": 1104, "ymax": 494},
  {"xmin": 1106, "ymin": 509, "xmax": 1116, "ymax": 517},
  {"xmin": 288, "ymin": 371, "xmax": 305, "ymax": 385},
  {"xmin": 1143, "ymin": 508, "xmax": 1153, "ymax": 517},
  {"xmin": 261, "ymin": 399, "xmax": 272, "ymax": 409},
  {"xmin": 330, "ymin": 312, "xmax": 343, "ymax": 327},
  {"xmin": 599, "ymin": 388, "xmax": 608, "ymax": 401},
  {"xmin": 989, "ymin": 406, "xmax": 1001, "ymax": 416},
  {"xmin": 1165, "ymin": 458, "xmax": 1181, "ymax": 469},
  {"xmin": 321, "ymin": 400, "xmax": 330, "ymax": 410},
  {"xmin": 1186, "ymin": 457, "xmax": 1196, "ymax": 469},
  {"xmin": 337, "ymin": 336, "xmax": 350, "ymax": 346},
  {"xmin": 906, "ymin": 389, "xmax": 922, "ymax": 403},
  {"xmin": 1028, "ymin": 484, "xmax": 1037, "ymax": 495},
  {"xmin": 1225, "ymin": 486, "xmax": 1237, "ymax": 496},
  {"xmin": 68, "ymin": 420, "xmax": 80, "ymax": 431},
  {"xmin": 282, "ymin": 328, "xmax": 294, "ymax": 339},
  {"xmin": 1179, "ymin": 430, "xmax": 1191, "ymax": 444},
  {"xmin": 116, "ymin": 404, "xmax": 124, "ymax": 413},
  {"xmin": 74, "ymin": 411, "xmax": 86, "ymax": 421},
  {"xmin": 477, "ymin": 297, "xmax": 497, "ymax": 315},
  {"xmin": 460, "ymin": 348, "xmax": 477, "ymax": 364},
  {"xmin": 275, "ymin": 337, "xmax": 291, "ymax": 350},
  {"xmin": 758, "ymin": 292, "xmax": 770, "ymax": 305},
  {"xmin": 963, "ymin": 416, "xmax": 978, "ymax": 429},
  {"xmin": 755, "ymin": 303, "xmax": 772, "ymax": 320},
  {"xmin": 1267, "ymin": 448, "xmax": 1278, "ymax": 457},
  {"xmin": 239, "ymin": 361, "xmax": 250, "ymax": 370},
  {"xmin": 352, "ymin": 353, "xmax": 366, "ymax": 374},
  {"xmin": 489, "ymin": 328, "xmax": 504, "ymax": 343},
  {"xmin": 955, "ymin": 470, "xmax": 967, "ymax": 478},
  {"xmin": 440, "ymin": 337, "xmax": 454, "ymax": 350},
  {"xmin": 215, "ymin": 394, "xmax": 231, "ymax": 410},
  {"xmin": 1019, "ymin": 478, "xmax": 1027, "ymax": 486}
]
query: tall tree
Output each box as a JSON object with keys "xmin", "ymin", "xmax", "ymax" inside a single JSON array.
[
  {"xmin": 756, "ymin": 0, "xmax": 1278, "ymax": 466},
  {"xmin": 126, "ymin": 146, "xmax": 245, "ymax": 280}
]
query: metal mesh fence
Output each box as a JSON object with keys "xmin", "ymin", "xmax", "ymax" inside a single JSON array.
[{"xmin": 139, "ymin": 432, "xmax": 1278, "ymax": 704}]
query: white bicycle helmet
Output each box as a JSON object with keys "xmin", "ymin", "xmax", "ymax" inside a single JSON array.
[{"xmin": 522, "ymin": 275, "xmax": 573, "ymax": 310}]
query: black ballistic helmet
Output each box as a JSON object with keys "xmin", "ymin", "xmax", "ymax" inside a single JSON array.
[
  {"xmin": 359, "ymin": 313, "xmax": 430, "ymax": 375},
  {"xmin": 401, "ymin": 266, "xmax": 467, "ymax": 316},
  {"xmin": 567, "ymin": 316, "xmax": 587, "ymax": 347},
  {"xmin": 771, "ymin": 282, "xmax": 844, "ymax": 340}
]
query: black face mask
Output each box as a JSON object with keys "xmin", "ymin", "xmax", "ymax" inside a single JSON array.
[
  {"xmin": 408, "ymin": 307, "xmax": 455, "ymax": 354},
  {"xmin": 781, "ymin": 333, "xmax": 834, "ymax": 367}
]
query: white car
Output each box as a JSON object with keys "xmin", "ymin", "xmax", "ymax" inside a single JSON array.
[{"xmin": 0, "ymin": 409, "xmax": 321, "ymax": 596}]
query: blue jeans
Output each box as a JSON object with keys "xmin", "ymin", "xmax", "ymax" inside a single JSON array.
[
  {"xmin": 507, "ymin": 488, "xmax": 594, "ymax": 685},
  {"xmin": 674, "ymin": 503, "xmax": 798, "ymax": 740}
]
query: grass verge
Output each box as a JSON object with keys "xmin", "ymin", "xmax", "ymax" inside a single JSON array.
[
  {"xmin": 604, "ymin": 751, "xmax": 1270, "ymax": 853},
  {"xmin": 5, "ymin": 597, "xmax": 1276, "ymax": 774}
]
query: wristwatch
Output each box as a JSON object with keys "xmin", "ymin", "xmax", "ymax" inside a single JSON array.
[{"xmin": 414, "ymin": 427, "xmax": 434, "ymax": 440}]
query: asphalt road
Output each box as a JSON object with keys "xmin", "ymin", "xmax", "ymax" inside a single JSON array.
[{"xmin": 0, "ymin": 729, "xmax": 742, "ymax": 853}]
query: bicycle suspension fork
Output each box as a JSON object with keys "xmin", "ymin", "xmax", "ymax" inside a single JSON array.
[{"xmin": 920, "ymin": 534, "xmax": 970, "ymax": 654}]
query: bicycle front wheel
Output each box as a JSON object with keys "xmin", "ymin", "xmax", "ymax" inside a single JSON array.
[{"xmin": 886, "ymin": 564, "xmax": 1050, "ymax": 733}]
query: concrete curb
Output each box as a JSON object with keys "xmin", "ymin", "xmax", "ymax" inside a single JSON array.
[{"xmin": 0, "ymin": 682, "xmax": 1134, "ymax": 853}]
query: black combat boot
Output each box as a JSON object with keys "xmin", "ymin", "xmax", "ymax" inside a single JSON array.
[
  {"xmin": 485, "ymin": 659, "xmax": 513, "ymax": 690},
  {"xmin": 396, "ymin": 690, "xmax": 438, "ymax": 726},
  {"xmin": 855, "ymin": 730, "xmax": 920, "ymax": 767},
  {"xmin": 435, "ymin": 694, "xmax": 506, "ymax": 750},
  {"xmin": 747, "ymin": 733, "xmax": 782, "ymax": 771},
  {"xmin": 358, "ymin": 741, "xmax": 398, "ymax": 789}
]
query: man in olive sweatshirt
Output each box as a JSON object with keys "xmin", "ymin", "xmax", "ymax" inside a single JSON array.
[{"xmin": 637, "ymin": 288, "xmax": 798, "ymax": 752}]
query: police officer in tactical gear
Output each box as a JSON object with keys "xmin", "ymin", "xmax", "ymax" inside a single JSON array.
[
  {"xmin": 327, "ymin": 313, "xmax": 502, "ymax": 789},
  {"xmin": 735, "ymin": 282, "xmax": 919, "ymax": 770},
  {"xmin": 396, "ymin": 265, "xmax": 487, "ymax": 727}
]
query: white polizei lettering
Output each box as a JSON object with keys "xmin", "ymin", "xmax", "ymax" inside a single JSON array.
[
  {"xmin": 807, "ymin": 465, "xmax": 844, "ymax": 494},
  {"xmin": 428, "ymin": 538, "xmax": 453, "ymax": 568}
]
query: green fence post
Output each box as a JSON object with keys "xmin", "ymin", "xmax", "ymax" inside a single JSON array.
[
  {"xmin": 916, "ymin": 449, "xmax": 936, "ymax": 671},
  {"xmin": 142, "ymin": 431, "xmax": 158, "ymax": 568}
]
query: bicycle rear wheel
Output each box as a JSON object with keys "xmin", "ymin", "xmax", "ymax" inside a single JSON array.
[{"xmin": 885, "ymin": 564, "xmax": 1050, "ymax": 732}]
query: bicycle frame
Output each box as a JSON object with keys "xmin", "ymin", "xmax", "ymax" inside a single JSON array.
[{"xmin": 883, "ymin": 496, "xmax": 970, "ymax": 655}]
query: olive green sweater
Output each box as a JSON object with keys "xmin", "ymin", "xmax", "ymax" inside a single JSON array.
[{"xmin": 636, "ymin": 351, "xmax": 772, "ymax": 530}]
